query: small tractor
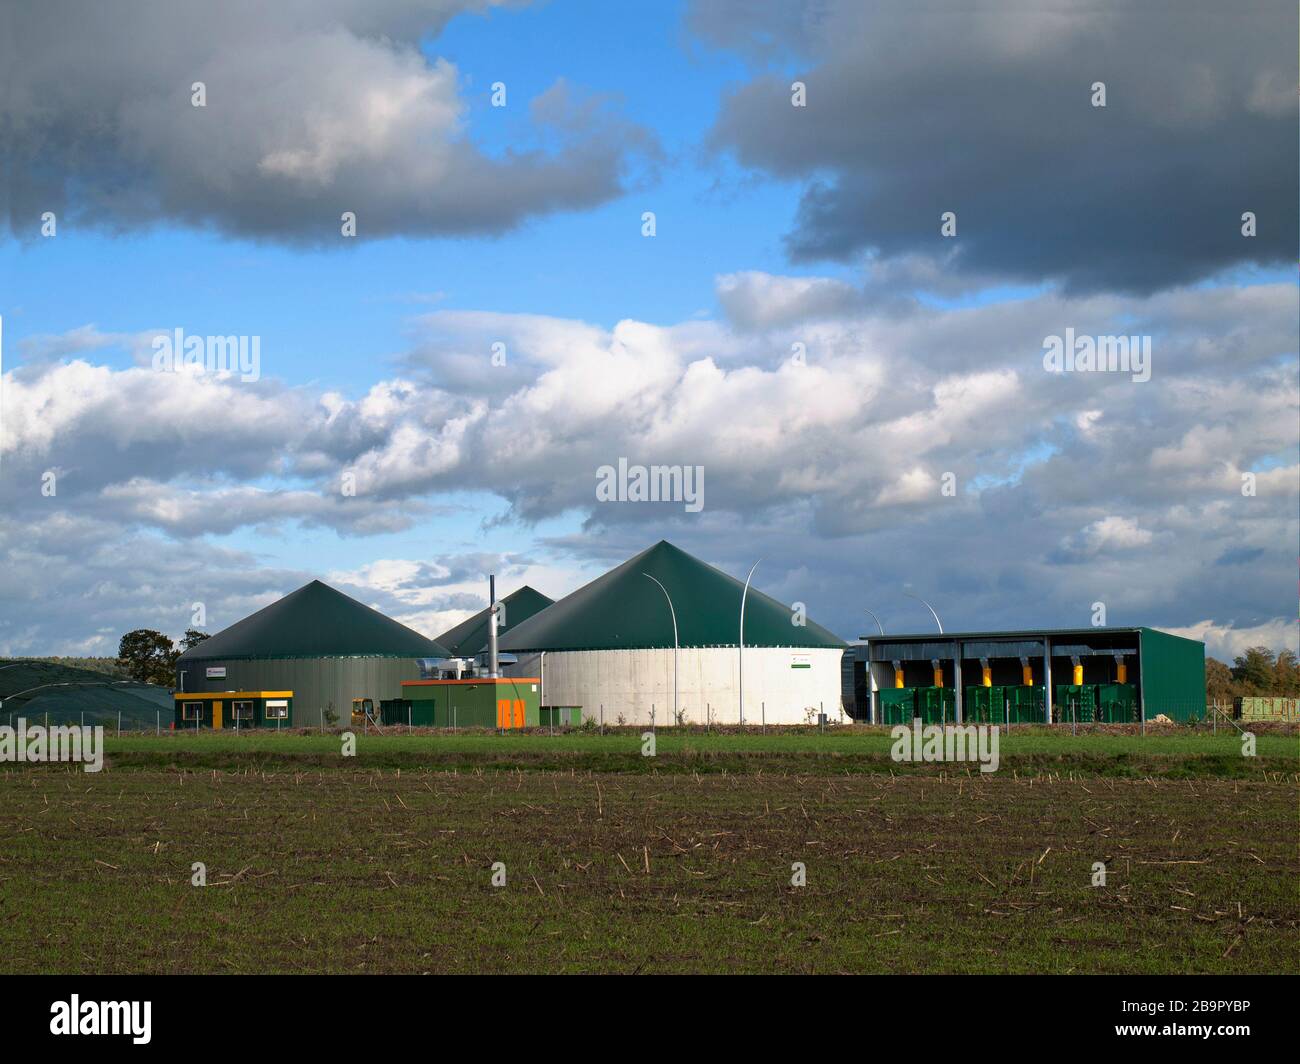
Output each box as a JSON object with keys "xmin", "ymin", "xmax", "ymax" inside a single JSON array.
[{"xmin": 350, "ymin": 697, "xmax": 380, "ymax": 728}]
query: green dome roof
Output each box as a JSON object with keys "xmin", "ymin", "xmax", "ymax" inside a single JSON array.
[
  {"xmin": 434, "ymin": 586, "xmax": 555, "ymax": 657},
  {"xmin": 177, "ymin": 580, "xmax": 449, "ymax": 661},
  {"xmin": 499, "ymin": 541, "xmax": 846, "ymax": 652}
]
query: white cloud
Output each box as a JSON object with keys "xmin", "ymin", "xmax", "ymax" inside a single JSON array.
[
  {"xmin": 2, "ymin": 275, "xmax": 1295, "ymax": 654},
  {"xmin": 1161, "ymin": 619, "xmax": 1299, "ymax": 662}
]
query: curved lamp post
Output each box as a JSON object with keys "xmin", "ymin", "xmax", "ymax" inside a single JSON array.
[
  {"xmin": 643, "ymin": 573, "xmax": 678, "ymax": 725},
  {"xmin": 902, "ymin": 589, "xmax": 943, "ymax": 633},
  {"xmin": 863, "ymin": 608, "xmax": 886, "ymax": 637},
  {"xmin": 739, "ymin": 558, "xmax": 763, "ymax": 727}
]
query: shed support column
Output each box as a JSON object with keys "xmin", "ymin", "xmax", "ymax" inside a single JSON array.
[
  {"xmin": 953, "ymin": 643, "xmax": 963, "ymax": 724},
  {"xmin": 1137, "ymin": 631, "xmax": 1146, "ymax": 723},
  {"xmin": 1043, "ymin": 639, "xmax": 1053, "ymax": 723}
]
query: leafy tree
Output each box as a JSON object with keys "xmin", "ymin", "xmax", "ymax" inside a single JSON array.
[
  {"xmin": 1272, "ymin": 649, "xmax": 1300, "ymax": 694},
  {"xmin": 1205, "ymin": 657, "xmax": 1236, "ymax": 705},
  {"xmin": 1231, "ymin": 646, "xmax": 1278, "ymax": 694},
  {"xmin": 117, "ymin": 630, "xmax": 177, "ymax": 685},
  {"xmin": 179, "ymin": 629, "xmax": 210, "ymax": 652}
]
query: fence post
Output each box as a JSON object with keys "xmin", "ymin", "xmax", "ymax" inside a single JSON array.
[
  {"xmin": 600, "ymin": 703, "xmax": 604, "ymax": 734},
  {"xmin": 156, "ymin": 710, "xmax": 159, "ymax": 736},
  {"xmin": 762, "ymin": 701, "xmax": 765, "ymax": 732},
  {"xmin": 115, "ymin": 711, "xmax": 119, "ymax": 736}
]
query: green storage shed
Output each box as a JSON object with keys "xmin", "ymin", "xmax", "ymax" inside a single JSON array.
[
  {"xmin": 850, "ymin": 627, "xmax": 1205, "ymax": 723},
  {"xmin": 399, "ymin": 677, "xmax": 540, "ymax": 729}
]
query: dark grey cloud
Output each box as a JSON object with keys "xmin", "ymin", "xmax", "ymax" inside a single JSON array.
[
  {"xmin": 0, "ymin": 1, "xmax": 657, "ymax": 243},
  {"xmin": 695, "ymin": 0, "xmax": 1298, "ymax": 293}
]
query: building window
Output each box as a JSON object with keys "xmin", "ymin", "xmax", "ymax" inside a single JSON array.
[
  {"xmin": 232, "ymin": 700, "xmax": 254, "ymax": 720},
  {"xmin": 182, "ymin": 702, "xmax": 203, "ymax": 721},
  {"xmin": 265, "ymin": 700, "xmax": 289, "ymax": 719}
]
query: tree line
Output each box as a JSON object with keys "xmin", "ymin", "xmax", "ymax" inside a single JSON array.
[{"xmin": 1206, "ymin": 646, "xmax": 1299, "ymax": 703}]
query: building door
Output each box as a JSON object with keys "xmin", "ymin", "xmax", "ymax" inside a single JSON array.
[
  {"xmin": 513, "ymin": 699, "xmax": 525, "ymax": 728},
  {"xmin": 211, "ymin": 700, "xmax": 223, "ymax": 730}
]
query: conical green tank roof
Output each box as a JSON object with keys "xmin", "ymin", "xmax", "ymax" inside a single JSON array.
[
  {"xmin": 499, "ymin": 541, "xmax": 846, "ymax": 652},
  {"xmin": 177, "ymin": 580, "xmax": 449, "ymax": 661},
  {"xmin": 434, "ymin": 586, "xmax": 555, "ymax": 657}
]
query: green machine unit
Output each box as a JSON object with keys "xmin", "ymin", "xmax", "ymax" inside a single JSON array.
[
  {"xmin": 880, "ymin": 686, "xmax": 955, "ymax": 726},
  {"xmin": 963, "ymin": 685, "xmax": 1003, "ymax": 724},
  {"xmin": 878, "ymin": 687, "xmax": 917, "ymax": 726},
  {"xmin": 1055, "ymin": 683, "xmax": 1137, "ymax": 723},
  {"xmin": 964, "ymin": 685, "xmax": 1046, "ymax": 724}
]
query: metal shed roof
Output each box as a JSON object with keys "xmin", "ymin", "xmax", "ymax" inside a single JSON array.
[
  {"xmin": 177, "ymin": 580, "xmax": 449, "ymax": 661},
  {"xmin": 499, "ymin": 540, "xmax": 846, "ymax": 652},
  {"xmin": 861, "ymin": 627, "xmax": 1200, "ymax": 662}
]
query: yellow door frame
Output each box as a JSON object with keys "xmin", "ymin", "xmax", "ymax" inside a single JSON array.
[{"xmin": 212, "ymin": 700, "xmax": 223, "ymax": 730}]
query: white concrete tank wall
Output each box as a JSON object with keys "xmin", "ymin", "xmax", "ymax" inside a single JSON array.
[{"xmin": 506, "ymin": 647, "xmax": 845, "ymax": 725}]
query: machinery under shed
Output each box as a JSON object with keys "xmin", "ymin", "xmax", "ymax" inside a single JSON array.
[{"xmin": 844, "ymin": 627, "xmax": 1205, "ymax": 725}]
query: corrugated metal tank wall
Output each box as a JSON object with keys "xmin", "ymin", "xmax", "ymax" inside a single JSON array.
[
  {"xmin": 505, "ymin": 647, "xmax": 844, "ymax": 725},
  {"xmin": 176, "ymin": 657, "xmax": 423, "ymax": 726}
]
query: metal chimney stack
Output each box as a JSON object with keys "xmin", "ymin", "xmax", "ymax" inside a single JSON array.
[{"xmin": 488, "ymin": 574, "xmax": 499, "ymax": 679}]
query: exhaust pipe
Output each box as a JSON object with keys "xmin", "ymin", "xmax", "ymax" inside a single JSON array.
[{"xmin": 488, "ymin": 575, "xmax": 499, "ymax": 679}]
